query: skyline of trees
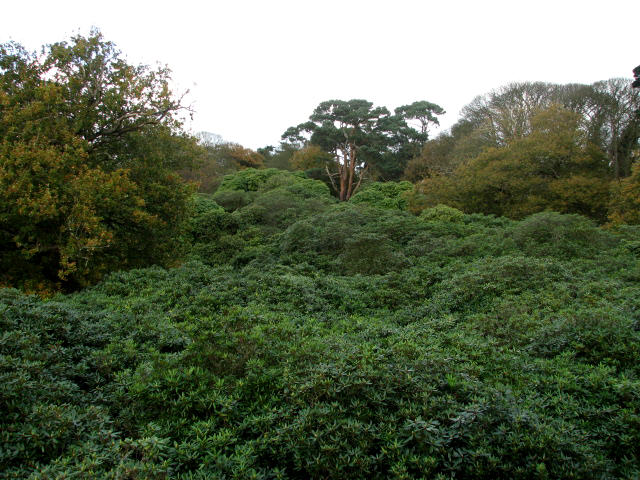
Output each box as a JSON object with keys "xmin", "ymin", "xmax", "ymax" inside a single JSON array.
[{"xmin": 2, "ymin": 30, "xmax": 639, "ymax": 292}]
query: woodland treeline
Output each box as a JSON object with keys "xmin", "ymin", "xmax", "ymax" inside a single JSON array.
[
  {"xmin": 187, "ymin": 63, "xmax": 640, "ymax": 225},
  {"xmin": 190, "ymin": 81, "xmax": 640, "ymax": 225},
  {"xmin": 1, "ymin": 31, "xmax": 639, "ymax": 291}
]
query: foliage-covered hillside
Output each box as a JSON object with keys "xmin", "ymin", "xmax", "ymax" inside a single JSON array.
[
  {"xmin": 3, "ymin": 169, "xmax": 640, "ymax": 478},
  {"xmin": 2, "ymin": 32, "xmax": 640, "ymax": 479}
]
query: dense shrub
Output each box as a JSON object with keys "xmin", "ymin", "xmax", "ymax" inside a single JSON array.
[
  {"xmin": 211, "ymin": 189, "xmax": 256, "ymax": 212},
  {"xmin": 509, "ymin": 211, "xmax": 617, "ymax": 259},
  {"xmin": 3, "ymin": 170, "xmax": 640, "ymax": 478},
  {"xmin": 232, "ymin": 183, "xmax": 334, "ymax": 233},
  {"xmin": 215, "ymin": 168, "xmax": 303, "ymax": 193},
  {"xmin": 419, "ymin": 204, "xmax": 465, "ymax": 223},
  {"xmin": 350, "ymin": 181, "xmax": 413, "ymax": 210},
  {"xmin": 186, "ymin": 194, "xmax": 237, "ymax": 242},
  {"xmin": 279, "ymin": 204, "xmax": 423, "ymax": 274}
]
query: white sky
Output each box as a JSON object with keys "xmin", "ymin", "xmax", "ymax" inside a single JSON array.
[{"xmin": 2, "ymin": 0, "xmax": 638, "ymax": 149}]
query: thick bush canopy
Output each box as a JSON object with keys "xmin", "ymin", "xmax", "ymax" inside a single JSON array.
[{"xmin": 3, "ymin": 167, "xmax": 640, "ymax": 478}]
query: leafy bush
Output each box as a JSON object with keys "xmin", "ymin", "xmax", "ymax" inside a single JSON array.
[
  {"xmin": 419, "ymin": 204, "xmax": 465, "ymax": 223},
  {"xmin": 186, "ymin": 194, "xmax": 237, "ymax": 242},
  {"xmin": 215, "ymin": 168, "xmax": 302, "ymax": 193},
  {"xmin": 350, "ymin": 181, "xmax": 413, "ymax": 210},
  {"xmin": 232, "ymin": 183, "xmax": 334, "ymax": 233},
  {"xmin": 509, "ymin": 211, "xmax": 617, "ymax": 258},
  {"xmin": 280, "ymin": 204, "xmax": 422, "ymax": 274},
  {"xmin": 339, "ymin": 233, "xmax": 408, "ymax": 274},
  {"xmin": 211, "ymin": 189, "xmax": 256, "ymax": 212},
  {"xmin": 430, "ymin": 255, "xmax": 570, "ymax": 313}
]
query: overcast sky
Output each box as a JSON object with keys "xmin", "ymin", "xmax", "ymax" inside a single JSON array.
[{"xmin": 2, "ymin": 0, "xmax": 638, "ymax": 149}]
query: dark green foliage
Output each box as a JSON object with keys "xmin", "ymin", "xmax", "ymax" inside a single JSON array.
[
  {"xmin": 191, "ymin": 170, "xmax": 336, "ymax": 267},
  {"xmin": 186, "ymin": 194, "xmax": 237, "ymax": 243},
  {"xmin": 215, "ymin": 168, "xmax": 301, "ymax": 193},
  {"xmin": 211, "ymin": 189, "xmax": 256, "ymax": 212},
  {"xmin": 508, "ymin": 211, "xmax": 617, "ymax": 259},
  {"xmin": 212, "ymin": 169, "xmax": 331, "ymax": 217},
  {"xmin": 350, "ymin": 181, "xmax": 413, "ymax": 210},
  {"xmin": 279, "ymin": 204, "xmax": 420, "ymax": 275},
  {"xmin": 3, "ymin": 170, "xmax": 640, "ymax": 478}
]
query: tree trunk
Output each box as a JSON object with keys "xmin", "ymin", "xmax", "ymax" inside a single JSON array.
[
  {"xmin": 345, "ymin": 143, "xmax": 356, "ymax": 200},
  {"xmin": 339, "ymin": 147, "xmax": 348, "ymax": 201}
]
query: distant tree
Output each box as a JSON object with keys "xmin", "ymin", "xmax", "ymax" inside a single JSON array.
[
  {"xmin": 283, "ymin": 99, "xmax": 443, "ymax": 200},
  {"xmin": 375, "ymin": 101, "xmax": 445, "ymax": 180},
  {"xmin": 196, "ymin": 131, "xmax": 224, "ymax": 146},
  {"xmin": 282, "ymin": 99, "xmax": 389, "ymax": 200},
  {"xmin": 459, "ymin": 82, "xmax": 559, "ymax": 146},
  {"xmin": 420, "ymin": 106, "xmax": 612, "ymax": 222},
  {"xmin": 218, "ymin": 143, "xmax": 264, "ymax": 169},
  {"xmin": 394, "ymin": 101, "xmax": 445, "ymax": 137},
  {"xmin": 589, "ymin": 79, "xmax": 640, "ymax": 178},
  {"xmin": 289, "ymin": 144, "xmax": 332, "ymax": 170},
  {"xmin": 456, "ymin": 80, "xmax": 640, "ymax": 179},
  {"xmin": 258, "ymin": 142, "xmax": 298, "ymax": 170},
  {"xmin": 404, "ymin": 133, "xmax": 457, "ymax": 182},
  {"xmin": 181, "ymin": 141, "xmax": 265, "ymax": 193}
]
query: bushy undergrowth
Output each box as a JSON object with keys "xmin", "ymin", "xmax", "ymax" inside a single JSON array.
[{"xmin": 2, "ymin": 169, "xmax": 639, "ymax": 479}]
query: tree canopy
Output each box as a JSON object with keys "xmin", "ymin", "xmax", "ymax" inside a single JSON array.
[
  {"xmin": 0, "ymin": 31, "xmax": 195, "ymax": 291},
  {"xmin": 420, "ymin": 80, "xmax": 640, "ymax": 180},
  {"xmin": 417, "ymin": 105, "xmax": 612, "ymax": 221},
  {"xmin": 282, "ymin": 99, "xmax": 443, "ymax": 200}
]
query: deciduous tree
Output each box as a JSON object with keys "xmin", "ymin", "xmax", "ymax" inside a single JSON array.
[
  {"xmin": 457, "ymin": 80, "xmax": 640, "ymax": 179},
  {"xmin": 0, "ymin": 31, "xmax": 195, "ymax": 291},
  {"xmin": 419, "ymin": 106, "xmax": 612, "ymax": 222}
]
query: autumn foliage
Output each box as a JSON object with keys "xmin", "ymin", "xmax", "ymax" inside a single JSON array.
[
  {"xmin": 0, "ymin": 32, "xmax": 195, "ymax": 291},
  {"xmin": 415, "ymin": 106, "xmax": 614, "ymax": 222}
]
